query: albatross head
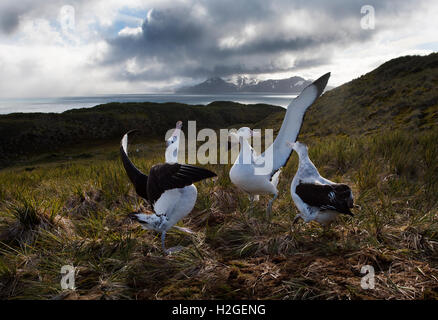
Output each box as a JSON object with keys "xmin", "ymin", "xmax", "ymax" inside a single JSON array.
[
  {"xmin": 228, "ymin": 127, "xmax": 261, "ymax": 147},
  {"xmin": 237, "ymin": 127, "xmax": 252, "ymax": 139},
  {"xmin": 166, "ymin": 121, "xmax": 183, "ymax": 147},
  {"xmin": 288, "ymin": 141, "xmax": 309, "ymax": 156},
  {"xmin": 236, "ymin": 127, "xmax": 261, "ymax": 139}
]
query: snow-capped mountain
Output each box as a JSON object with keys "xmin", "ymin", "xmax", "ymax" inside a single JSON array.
[
  {"xmin": 227, "ymin": 75, "xmax": 260, "ymax": 89},
  {"xmin": 176, "ymin": 75, "xmax": 313, "ymax": 94}
]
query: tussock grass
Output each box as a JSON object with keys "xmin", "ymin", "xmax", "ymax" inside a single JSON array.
[{"xmin": 1, "ymin": 125, "xmax": 437, "ymax": 300}]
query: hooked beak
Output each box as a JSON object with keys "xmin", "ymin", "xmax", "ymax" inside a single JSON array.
[
  {"xmin": 171, "ymin": 124, "xmax": 182, "ymax": 139},
  {"xmin": 251, "ymin": 130, "xmax": 261, "ymax": 137},
  {"xmin": 228, "ymin": 131, "xmax": 239, "ymax": 142},
  {"xmin": 166, "ymin": 121, "xmax": 182, "ymax": 147},
  {"xmin": 286, "ymin": 141, "xmax": 296, "ymax": 149}
]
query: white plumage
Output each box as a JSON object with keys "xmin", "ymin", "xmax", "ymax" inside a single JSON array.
[
  {"xmin": 229, "ymin": 73, "xmax": 331, "ymax": 217},
  {"xmin": 289, "ymin": 141, "xmax": 354, "ymax": 226},
  {"xmin": 165, "ymin": 120, "xmax": 182, "ymax": 163},
  {"xmin": 121, "ymin": 123, "xmax": 216, "ymax": 254}
]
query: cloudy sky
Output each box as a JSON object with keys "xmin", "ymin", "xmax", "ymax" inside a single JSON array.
[{"xmin": 0, "ymin": 0, "xmax": 437, "ymax": 98}]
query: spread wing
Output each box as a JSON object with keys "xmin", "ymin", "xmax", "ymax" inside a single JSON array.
[
  {"xmin": 120, "ymin": 130, "xmax": 149, "ymax": 200},
  {"xmin": 147, "ymin": 163, "xmax": 216, "ymax": 206},
  {"xmin": 295, "ymin": 182, "xmax": 354, "ymax": 216},
  {"xmin": 257, "ymin": 73, "xmax": 330, "ymax": 177}
]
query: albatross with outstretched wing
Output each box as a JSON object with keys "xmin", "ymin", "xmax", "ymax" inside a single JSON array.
[
  {"xmin": 121, "ymin": 129, "xmax": 216, "ymax": 254},
  {"xmin": 229, "ymin": 72, "xmax": 331, "ymax": 217}
]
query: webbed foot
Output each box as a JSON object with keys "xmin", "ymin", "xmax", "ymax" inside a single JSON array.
[
  {"xmin": 165, "ymin": 246, "xmax": 184, "ymax": 255},
  {"xmin": 173, "ymin": 226, "xmax": 195, "ymax": 234}
]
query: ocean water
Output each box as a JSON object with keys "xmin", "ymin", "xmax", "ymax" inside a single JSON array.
[{"xmin": 0, "ymin": 93, "xmax": 297, "ymax": 115}]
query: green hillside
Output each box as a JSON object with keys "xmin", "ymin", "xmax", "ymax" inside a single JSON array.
[
  {"xmin": 259, "ymin": 52, "xmax": 438, "ymax": 138},
  {"xmin": 0, "ymin": 102, "xmax": 282, "ymax": 168},
  {"xmin": 305, "ymin": 53, "xmax": 438, "ymax": 136}
]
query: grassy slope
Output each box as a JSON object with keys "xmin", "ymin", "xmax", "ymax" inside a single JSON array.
[
  {"xmin": 0, "ymin": 54, "xmax": 437, "ymax": 300},
  {"xmin": 261, "ymin": 52, "xmax": 438, "ymax": 138}
]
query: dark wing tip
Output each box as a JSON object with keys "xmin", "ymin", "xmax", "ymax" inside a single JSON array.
[
  {"xmin": 121, "ymin": 129, "xmax": 140, "ymax": 148},
  {"xmin": 180, "ymin": 164, "xmax": 217, "ymax": 180},
  {"xmin": 203, "ymin": 168, "xmax": 217, "ymax": 178},
  {"xmin": 312, "ymin": 72, "xmax": 331, "ymax": 97},
  {"xmin": 124, "ymin": 129, "xmax": 140, "ymax": 138}
]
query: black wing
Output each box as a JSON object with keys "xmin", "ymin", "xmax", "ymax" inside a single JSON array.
[
  {"xmin": 147, "ymin": 163, "xmax": 216, "ymax": 206},
  {"xmin": 120, "ymin": 130, "xmax": 149, "ymax": 200},
  {"xmin": 295, "ymin": 182, "xmax": 354, "ymax": 216}
]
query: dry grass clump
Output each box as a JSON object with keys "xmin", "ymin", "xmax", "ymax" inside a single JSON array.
[{"xmin": 0, "ymin": 195, "xmax": 66, "ymax": 245}]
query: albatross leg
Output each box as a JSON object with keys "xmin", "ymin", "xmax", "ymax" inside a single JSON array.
[
  {"xmin": 321, "ymin": 223, "xmax": 333, "ymax": 237},
  {"xmin": 266, "ymin": 193, "xmax": 278, "ymax": 219},
  {"xmin": 161, "ymin": 231, "xmax": 167, "ymax": 252},
  {"xmin": 248, "ymin": 194, "xmax": 254, "ymax": 214},
  {"xmin": 161, "ymin": 231, "xmax": 183, "ymax": 255}
]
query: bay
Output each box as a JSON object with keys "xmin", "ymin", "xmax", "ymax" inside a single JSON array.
[{"xmin": 0, "ymin": 93, "xmax": 297, "ymax": 115}]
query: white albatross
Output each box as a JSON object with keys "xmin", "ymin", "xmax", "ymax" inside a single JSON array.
[
  {"xmin": 163, "ymin": 121, "xmax": 197, "ymax": 235},
  {"xmin": 121, "ymin": 129, "xmax": 216, "ymax": 254},
  {"xmin": 229, "ymin": 72, "xmax": 331, "ymax": 218},
  {"xmin": 288, "ymin": 141, "xmax": 354, "ymax": 226}
]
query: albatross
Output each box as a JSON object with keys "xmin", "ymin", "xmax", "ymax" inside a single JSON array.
[
  {"xmin": 229, "ymin": 72, "xmax": 331, "ymax": 218},
  {"xmin": 165, "ymin": 120, "xmax": 182, "ymax": 163},
  {"xmin": 121, "ymin": 128, "xmax": 216, "ymax": 254},
  {"xmin": 163, "ymin": 121, "xmax": 197, "ymax": 235},
  {"xmin": 288, "ymin": 141, "xmax": 354, "ymax": 226}
]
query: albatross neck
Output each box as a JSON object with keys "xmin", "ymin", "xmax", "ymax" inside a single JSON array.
[
  {"xmin": 296, "ymin": 148, "xmax": 320, "ymax": 176},
  {"xmin": 295, "ymin": 148, "xmax": 309, "ymax": 163},
  {"xmin": 239, "ymin": 136, "xmax": 252, "ymax": 156}
]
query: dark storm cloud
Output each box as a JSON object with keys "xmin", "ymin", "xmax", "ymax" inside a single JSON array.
[
  {"xmin": 101, "ymin": 0, "xmax": 422, "ymax": 81},
  {"xmin": 105, "ymin": 7, "xmax": 204, "ymax": 62},
  {"xmin": 0, "ymin": 10, "xmax": 20, "ymax": 34},
  {"xmin": 0, "ymin": 2, "xmax": 30, "ymax": 34},
  {"xmin": 0, "ymin": 0, "xmax": 66, "ymax": 34},
  {"xmin": 141, "ymin": 9, "xmax": 203, "ymax": 45},
  {"xmin": 293, "ymin": 56, "xmax": 332, "ymax": 70}
]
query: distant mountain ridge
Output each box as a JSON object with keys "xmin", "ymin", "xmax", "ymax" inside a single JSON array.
[{"xmin": 176, "ymin": 75, "xmax": 313, "ymax": 94}]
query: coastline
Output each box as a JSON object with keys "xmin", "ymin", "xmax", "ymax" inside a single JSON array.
[{"xmin": 0, "ymin": 93, "xmax": 297, "ymax": 115}]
